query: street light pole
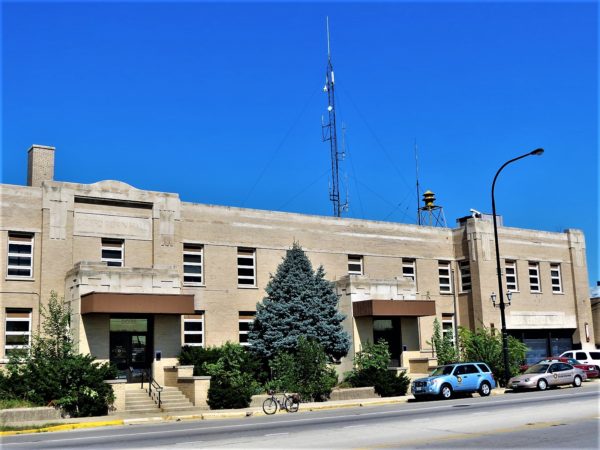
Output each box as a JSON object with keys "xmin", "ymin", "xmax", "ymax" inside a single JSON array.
[{"xmin": 491, "ymin": 148, "xmax": 544, "ymax": 385}]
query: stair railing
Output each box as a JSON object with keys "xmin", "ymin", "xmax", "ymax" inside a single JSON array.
[{"xmin": 140, "ymin": 368, "xmax": 163, "ymax": 409}]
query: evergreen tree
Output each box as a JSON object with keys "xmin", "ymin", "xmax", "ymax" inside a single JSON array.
[{"xmin": 249, "ymin": 242, "xmax": 350, "ymax": 360}]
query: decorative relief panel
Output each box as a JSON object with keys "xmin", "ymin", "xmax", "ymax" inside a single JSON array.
[{"xmin": 74, "ymin": 211, "xmax": 152, "ymax": 240}]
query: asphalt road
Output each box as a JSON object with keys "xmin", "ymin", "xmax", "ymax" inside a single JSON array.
[{"xmin": 3, "ymin": 383, "xmax": 599, "ymax": 449}]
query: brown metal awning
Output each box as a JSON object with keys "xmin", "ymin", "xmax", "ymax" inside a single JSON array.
[
  {"xmin": 353, "ymin": 300, "xmax": 436, "ymax": 317},
  {"xmin": 81, "ymin": 292, "xmax": 195, "ymax": 315}
]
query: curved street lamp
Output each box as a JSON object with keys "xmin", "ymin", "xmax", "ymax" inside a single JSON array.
[{"xmin": 491, "ymin": 148, "xmax": 544, "ymax": 385}]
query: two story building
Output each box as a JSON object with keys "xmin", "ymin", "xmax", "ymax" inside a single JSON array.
[{"xmin": 1, "ymin": 145, "xmax": 594, "ymax": 383}]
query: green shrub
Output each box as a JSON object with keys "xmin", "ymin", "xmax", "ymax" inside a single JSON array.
[
  {"xmin": 345, "ymin": 340, "xmax": 410, "ymax": 397},
  {"xmin": 352, "ymin": 340, "xmax": 391, "ymax": 372},
  {"xmin": 203, "ymin": 343, "xmax": 261, "ymax": 409},
  {"xmin": 1, "ymin": 292, "xmax": 116, "ymax": 417},
  {"xmin": 428, "ymin": 318, "xmax": 458, "ymax": 366},
  {"xmin": 269, "ymin": 337, "xmax": 337, "ymax": 402},
  {"xmin": 179, "ymin": 346, "xmax": 224, "ymax": 376},
  {"xmin": 458, "ymin": 327, "xmax": 528, "ymax": 386}
]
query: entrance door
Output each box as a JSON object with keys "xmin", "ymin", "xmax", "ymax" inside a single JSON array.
[
  {"xmin": 109, "ymin": 317, "xmax": 152, "ymax": 381},
  {"xmin": 373, "ymin": 318, "xmax": 402, "ymax": 366}
]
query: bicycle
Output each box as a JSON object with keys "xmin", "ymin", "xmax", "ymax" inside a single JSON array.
[{"xmin": 262, "ymin": 390, "xmax": 300, "ymax": 415}]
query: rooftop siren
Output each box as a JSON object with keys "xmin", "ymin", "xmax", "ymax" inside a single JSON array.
[{"xmin": 418, "ymin": 190, "xmax": 447, "ymax": 227}]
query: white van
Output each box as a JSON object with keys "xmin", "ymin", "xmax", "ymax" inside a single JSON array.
[{"xmin": 560, "ymin": 350, "xmax": 600, "ymax": 370}]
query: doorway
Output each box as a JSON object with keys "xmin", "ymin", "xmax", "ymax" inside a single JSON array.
[
  {"xmin": 109, "ymin": 317, "xmax": 153, "ymax": 381},
  {"xmin": 373, "ymin": 318, "xmax": 402, "ymax": 366}
]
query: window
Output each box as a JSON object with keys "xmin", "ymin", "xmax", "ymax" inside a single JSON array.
[
  {"xmin": 348, "ymin": 255, "xmax": 363, "ymax": 275},
  {"xmin": 402, "ymin": 259, "xmax": 416, "ymax": 281},
  {"xmin": 5, "ymin": 308, "xmax": 32, "ymax": 357},
  {"xmin": 7, "ymin": 232, "xmax": 34, "ymax": 278},
  {"xmin": 237, "ymin": 248, "xmax": 256, "ymax": 286},
  {"xmin": 528, "ymin": 262, "xmax": 541, "ymax": 292},
  {"xmin": 183, "ymin": 244, "xmax": 203, "ymax": 285},
  {"xmin": 438, "ymin": 261, "xmax": 452, "ymax": 293},
  {"xmin": 442, "ymin": 317, "xmax": 455, "ymax": 345},
  {"xmin": 101, "ymin": 239, "xmax": 124, "ymax": 267},
  {"xmin": 550, "ymin": 263, "xmax": 562, "ymax": 293},
  {"xmin": 458, "ymin": 260, "xmax": 471, "ymax": 292},
  {"xmin": 183, "ymin": 313, "xmax": 204, "ymax": 347},
  {"xmin": 505, "ymin": 260, "xmax": 518, "ymax": 292},
  {"xmin": 239, "ymin": 312, "xmax": 255, "ymax": 346}
]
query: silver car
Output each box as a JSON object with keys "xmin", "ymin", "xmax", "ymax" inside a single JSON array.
[{"xmin": 509, "ymin": 362, "xmax": 587, "ymax": 391}]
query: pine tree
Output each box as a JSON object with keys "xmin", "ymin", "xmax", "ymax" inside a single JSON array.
[{"xmin": 249, "ymin": 242, "xmax": 350, "ymax": 360}]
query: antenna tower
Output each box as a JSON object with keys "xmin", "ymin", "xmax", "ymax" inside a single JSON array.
[{"xmin": 322, "ymin": 17, "xmax": 347, "ymax": 217}]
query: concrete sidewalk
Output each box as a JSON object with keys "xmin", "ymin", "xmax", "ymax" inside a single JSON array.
[{"xmin": 1, "ymin": 387, "xmax": 509, "ymax": 436}]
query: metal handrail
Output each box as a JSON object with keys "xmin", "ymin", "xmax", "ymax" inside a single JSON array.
[{"xmin": 141, "ymin": 368, "xmax": 163, "ymax": 409}]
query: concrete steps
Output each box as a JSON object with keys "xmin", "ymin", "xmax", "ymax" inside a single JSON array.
[
  {"xmin": 125, "ymin": 389, "xmax": 160, "ymax": 414},
  {"xmin": 159, "ymin": 386, "xmax": 194, "ymax": 412},
  {"xmin": 124, "ymin": 386, "xmax": 194, "ymax": 413}
]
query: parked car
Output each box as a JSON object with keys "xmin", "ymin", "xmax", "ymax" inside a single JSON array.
[
  {"xmin": 559, "ymin": 350, "xmax": 600, "ymax": 371},
  {"xmin": 411, "ymin": 362, "xmax": 496, "ymax": 400},
  {"xmin": 508, "ymin": 362, "xmax": 587, "ymax": 391},
  {"xmin": 520, "ymin": 357, "xmax": 598, "ymax": 379}
]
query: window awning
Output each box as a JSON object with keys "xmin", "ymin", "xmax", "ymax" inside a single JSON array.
[
  {"xmin": 353, "ymin": 300, "xmax": 436, "ymax": 317},
  {"xmin": 81, "ymin": 292, "xmax": 195, "ymax": 315}
]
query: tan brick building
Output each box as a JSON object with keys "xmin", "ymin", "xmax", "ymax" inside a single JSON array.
[{"xmin": 1, "ymin": 145, "xmax": 595, "ymax": 383}]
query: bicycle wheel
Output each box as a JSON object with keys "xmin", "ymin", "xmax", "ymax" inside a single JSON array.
[
  {"xmin": 262, "ymin": 397, "xmax": 277, "ymax": 415},
  {"xmin": 284, "ymin": 396, "xmax": 299, "ymax": 413}
]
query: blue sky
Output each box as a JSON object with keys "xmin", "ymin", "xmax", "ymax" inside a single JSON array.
[{"xmin": 2, "ymin": 1, "xmax": 598, "ymax": 285}]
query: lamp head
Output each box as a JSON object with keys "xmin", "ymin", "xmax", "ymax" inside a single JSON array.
[{"xmin": 530, "ymin": 148, "xmax": 544, "ymax": 156}]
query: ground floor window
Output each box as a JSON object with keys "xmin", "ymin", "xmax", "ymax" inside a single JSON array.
[
  {"xmin": 239, "ymin": 311, "xmax": 255, "ymax": 346},
  {"xmin": 183, "ymin": 313, "xmax": 204, "ymax": 347},
  {"xmin": 4, "ymin": 308, "xmax": 32, "ymax": 357}
]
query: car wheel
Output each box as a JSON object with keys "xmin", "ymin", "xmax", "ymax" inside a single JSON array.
[
  {"xmin": 537, "ymin": 379, "xmax": 548, "ymax": 391},
  {"xmin": 478, "ymin": 381, "xmax": 491, "ymax": 397},
  {"xmin": 573, "ymin": 375, "xmax": 582, "ymax": 388},
  {"xmin": 439, "ymin": 384, "xmax": 453, "ymax": 400}
]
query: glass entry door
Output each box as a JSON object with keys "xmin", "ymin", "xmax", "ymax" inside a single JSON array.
[
  {"xmin": 373, "ymin": 318, "xmax": 402, "ymax": 366},
  {"xmin": 109, "ymin": 317, "xmax": 152, "ymax": 381}
]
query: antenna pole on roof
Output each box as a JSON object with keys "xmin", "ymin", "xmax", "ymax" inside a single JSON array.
[
  {"xmin": 321, "ymin": 16, "xmax": 347, "ymax": 217},
  {"xmin": 415, "ymin": 139, "xmax": 421, "ymax": 225}
]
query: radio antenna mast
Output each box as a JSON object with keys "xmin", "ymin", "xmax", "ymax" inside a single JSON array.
[
  {"xmin": 414, "ymin": 139, "xmax": 421, "ymax": 225},
  {"xmin": 321, "ymin": 17, "xmax": 347, "ymax": 217}
]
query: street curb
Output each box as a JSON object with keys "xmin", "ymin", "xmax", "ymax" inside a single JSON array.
[{"xmin": 0, "ymin": 419, "xmax": 124, "ymax": 436}]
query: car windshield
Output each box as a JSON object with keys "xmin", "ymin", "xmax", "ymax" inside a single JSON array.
[
  {"xmin": 431, "ymin": 365, "xmax": 454, "ymax": 376},
  {"xmin": 524, "ymin": 364, "xmax": 549, "ymax": 374}
]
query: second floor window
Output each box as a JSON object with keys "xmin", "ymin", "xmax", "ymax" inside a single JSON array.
[
  {"xmin": 402, "ymin": 258, "xmax": 416, "ymax": 281},
  {"xmin": 101, "ymin": 239, "xmax": 124, "ymax": 267},
  {"xmin": 348, "ymin": 255, "xmax": 363, "ymax": 275},
  {"xmin": 458, "ymin": 260, "xmax": 471, "ymax": 292},
  {"xmin": 550, "ymin": 263, "xmax": 563, "ymax": 293},
  {"xmin": 183, "ymin": 244, "xmax": 203, "ymax": 285},
  {"xmin": 528, "ymin": 262, "xmax": 541, "ymax": 293},
  {"xmin": 237, "ymin": 248, "xmax": 256, "ymax": 286},
  {"xmin": 7, "ymin": 232, "xmax": 34, "ymax": 278},
  {"xmin": 505, "ymin": 260, "xmax": 518, "ymax": 292},
  {"xmin": 439, "ymin": 261, "xmax": 452, "ymax": 293}
]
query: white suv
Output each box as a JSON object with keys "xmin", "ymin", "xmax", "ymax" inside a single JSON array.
[{"xmin": 560, "ymin": 350, "xmax": 600, "ymax": 371}]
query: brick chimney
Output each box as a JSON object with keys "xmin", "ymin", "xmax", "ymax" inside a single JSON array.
[{"xmin": 27, "ymin": 145, "xmax": 55, "ymax": 187}]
